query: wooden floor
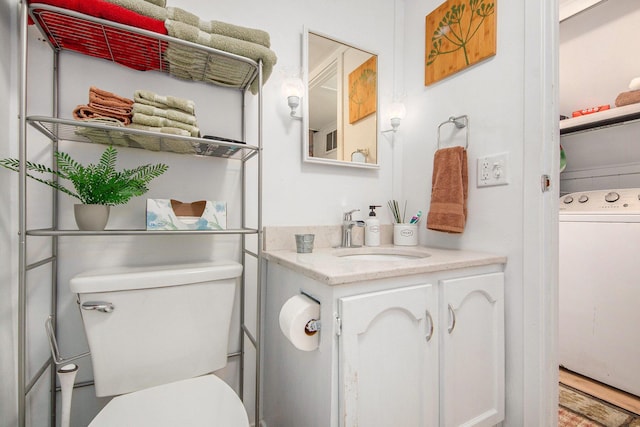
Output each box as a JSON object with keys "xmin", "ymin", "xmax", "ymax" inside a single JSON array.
[{"xmin": 559, "ymin": 368, "xmax": 640, "ymax": 415}]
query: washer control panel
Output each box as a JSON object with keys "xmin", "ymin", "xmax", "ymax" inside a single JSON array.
[{"xmin": 560, "ymin": 188, "xmax": 640, "ymax": 213}]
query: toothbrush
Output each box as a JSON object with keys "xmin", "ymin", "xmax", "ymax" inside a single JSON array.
[{"xmin": 409, "ymin": 211, "xmax": 422, "ymax": 224}]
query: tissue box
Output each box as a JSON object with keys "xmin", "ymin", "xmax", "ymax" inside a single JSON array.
[{"xmin": 146, "ymin": 199, "xmax": 227, "ymax": 230}]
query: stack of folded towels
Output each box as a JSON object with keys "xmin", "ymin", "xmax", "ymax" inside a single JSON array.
[
  {"xmin": 71, "ymin": 86, "xmax": 200, "ymax": 153},
  {"xmin": 100, "ymin": 0, "xmax": 277, "ymax": 94},
  {"xmin": 29, "ymin": 0, "xmax": 277, "ymax": 93},
  {"xmin": 73, "ymin": 86, "xmax": 134, "ymax": 125},
  {"xmin": 129, "ymin": 89, "xmax": 200, "ymax": 138}
]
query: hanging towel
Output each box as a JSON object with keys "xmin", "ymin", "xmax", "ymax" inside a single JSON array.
[{"xmin": 426, "ymin": 146, "xmax": 468, "ymax": 233}]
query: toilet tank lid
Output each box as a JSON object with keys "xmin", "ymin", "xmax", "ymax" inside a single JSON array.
[{"xmin": 70, "ymin": 261, "xmax": 243, "ymax": 294}]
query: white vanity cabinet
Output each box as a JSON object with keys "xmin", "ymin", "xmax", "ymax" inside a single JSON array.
[
  {"xmin": 263, "ymin": 255, "xmax": 505, "ymax": 427},
  {"xmin": 339, "ymin": 284, "xmax": 439, "ymax": 426},
  {"xmin": 439, "ymin": 273, "xmax": 505, "ymax": 427}
]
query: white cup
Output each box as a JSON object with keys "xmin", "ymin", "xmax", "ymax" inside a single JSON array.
[{"xmin": 393, "ymin": 224, "xmax": 418, "ymax": 246}]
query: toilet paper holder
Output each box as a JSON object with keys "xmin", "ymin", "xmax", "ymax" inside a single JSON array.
[
  {"xmin": 305, "ymin": 319, "xmax": 321, "ymax": 334},
  {"xmin": 301, "ymin": 290, "xmax": 321, "ymax": 334}
]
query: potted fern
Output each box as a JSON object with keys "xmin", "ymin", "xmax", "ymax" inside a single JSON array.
[{"xmin": 0, "ymin": 145, "xmax": 168, "ymax": 230}]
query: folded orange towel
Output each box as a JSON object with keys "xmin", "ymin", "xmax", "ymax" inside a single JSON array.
[
  {"xmin": 73, "ymin": 105, "xmax": 131, "ymax": 125},
  {"xmin": 427, "ymin": 146, "xmax": 468, "ymax": 233},
  {"xmin": 88, "ymin": 86, "xmax": 133, "ymax": 115},
  {"xmin": 615, "ymin": 89, "xmax": 640, "ymax": 107}
]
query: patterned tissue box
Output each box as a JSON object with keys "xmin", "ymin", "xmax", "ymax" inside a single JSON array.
[{"xmin": 146, "ymin": 199, "xmax": 227, "ymax": 230}]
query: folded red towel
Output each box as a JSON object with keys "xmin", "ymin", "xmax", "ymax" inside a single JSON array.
[
  {"xmin": 427, "ymin": 146, "xmax": 468, "ymax": 233},
  {"xmin": 28, "ymin": 0, "xmax": 167, "ymax": 71}
]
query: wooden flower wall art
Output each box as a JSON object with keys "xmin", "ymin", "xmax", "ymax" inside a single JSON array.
[
  {"xmin": 425, "ymin": 0, "xmax": 496, "ymax": 86},
  {"xmin": 349, "ymin": 56, "xmax": 377, "ymax": 124}
]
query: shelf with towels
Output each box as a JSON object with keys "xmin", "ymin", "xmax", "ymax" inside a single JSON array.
[
  {"xmin": 560, "ymin": 103, "xmax": 640, "ymax": 135},
  {"xmin": 18, "ymin": 3, "xmax": 265, "ymax": 426},
  {"xmin": 27, "ymin": 116, "xmax": 258, "ymax": 160},
  {"xmin": 28, "ymin": 3, "xmax": 260, "ymax": 92}
]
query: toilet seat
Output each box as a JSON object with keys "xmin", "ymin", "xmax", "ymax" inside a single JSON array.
[{"xmin": 89, "ymin": 374, "xmax": 249, "ymax": 426}]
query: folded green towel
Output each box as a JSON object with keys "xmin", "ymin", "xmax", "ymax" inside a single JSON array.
[
  {"xmin": 133, "ymin": 89, "xmax": 197, "ymax": 115},
  {"xmin": 143, "ymin": 0, "xmax": 165, "ymax": 7},
  {"xmin": 166, "ymin": 7, "xmax": 271, "ymax": 48},
  {"xmin": 102, "ymin": 0, "xmax": 167, "ymax": 21},
  {"xmin": 165, "ymin": 20, "xmax": 277, "ymax": 94},
  {"xmin": 74, "ymin": 118, "xmax": 129, "ymax": 146},
  {"xmin": 126, "ymin": 123, "xmax": 195, "ymax": 153},
  {"xmin": 132, "ymin": 102, "xmax": 198, "ymax": 126},
  {"xmin": 132, "ymin": 112, "xmax": 200, "ymax": 137}
]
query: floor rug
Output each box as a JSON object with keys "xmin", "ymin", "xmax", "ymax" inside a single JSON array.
[{"xmin": 559, "ymin": 384, "xmax": 640, "ymax": 427}]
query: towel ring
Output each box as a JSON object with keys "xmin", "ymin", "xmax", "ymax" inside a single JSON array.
[{"xmin": 437, "ymin": 115, "xmax": 469, "ymax": 150}]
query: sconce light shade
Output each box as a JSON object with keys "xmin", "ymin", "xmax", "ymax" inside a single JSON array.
[
  {"xmin": 381, "ymin": 101, "xmax": 407, "ymax": 135},
  {"xmin": 282, "ymin": 77, "xmax": 305, "ymax": 119},
  {"xmin": 388, "ymin": 101, "xmax": 406, "ymax": 131}
]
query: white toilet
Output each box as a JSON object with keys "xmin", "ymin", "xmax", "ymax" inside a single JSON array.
[{"xmin": 70, "ymin": 261, "xmax": 249, "ymax": 426}]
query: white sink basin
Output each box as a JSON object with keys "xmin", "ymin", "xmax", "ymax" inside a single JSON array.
[{"xmin": 335, "ymin": 248, "xmax": 430, "ymax": 261}]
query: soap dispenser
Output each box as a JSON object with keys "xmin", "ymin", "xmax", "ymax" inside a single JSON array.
[{"xmin": 364, "ymin": 205, "xmax": 381, "ymax": 247}]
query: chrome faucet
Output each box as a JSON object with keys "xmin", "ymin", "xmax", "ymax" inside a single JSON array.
[{"xmin": 340, "ymin": 209, "xmax": 365, "ymax": 248}]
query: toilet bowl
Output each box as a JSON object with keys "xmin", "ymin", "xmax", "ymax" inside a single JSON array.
[
  {"xmin": 89, "ymin": 374, "xmax": 249, "ymax": 426},
  {"xmin": 70, "ymin": 261, "xmax": 248, "ymax": 426}
]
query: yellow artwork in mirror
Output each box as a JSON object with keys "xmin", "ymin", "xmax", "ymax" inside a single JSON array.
[
  {"xmin": 348, "ymin": 56, "xmax": 377, "ymax": 124},
  {"xmin": 425, "ymin": 0, "xmax": 496, "ymax": 85}
]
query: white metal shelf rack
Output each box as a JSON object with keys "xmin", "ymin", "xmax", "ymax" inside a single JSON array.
[
  {"xmin": 17, "ymin": 2, "xmax": 263, "ymax": 426},
  {"xmin": 560, "ymin": 103, "xmax": 640, "ymax": 135}
]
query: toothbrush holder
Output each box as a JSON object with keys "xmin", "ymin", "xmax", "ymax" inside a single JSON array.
[
  {"xmin": 295, "ymin": 234, "xmax": 315, "ymax": 253},
  {"xmin": 393, "ymin": 224, "xmax": 418, "ymax": 246}
]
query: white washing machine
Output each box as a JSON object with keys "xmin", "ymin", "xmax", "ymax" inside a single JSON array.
[{"xmin": 559, "ymin": 188, "xmax": 640, "ymax": 396}]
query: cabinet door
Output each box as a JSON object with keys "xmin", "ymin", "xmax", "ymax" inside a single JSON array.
[
  {"xmin": 440, "ymin": 273, "xmax": 504, "ymax": 427},
  {"xmin": 338, "ymin": 284, "xmax": 438, "ymax": 427}
]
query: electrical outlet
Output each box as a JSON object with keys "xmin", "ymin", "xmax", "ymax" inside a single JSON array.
[{"xmin": 477, "ymin": 153, "xmax": 509, "ymax": 187}]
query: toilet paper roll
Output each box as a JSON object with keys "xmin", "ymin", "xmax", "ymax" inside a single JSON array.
[{"xmin": 279, "ymin": 294, "xmax": 320, "ymax": 351}]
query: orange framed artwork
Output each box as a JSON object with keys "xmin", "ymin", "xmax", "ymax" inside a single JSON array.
[
  {"xmin": 348, "ymin": 56, "xmax": 377, "ymax": 124},
  {"xmin": 425, "ymin": 0, "xmax": 496, "ymax": 86}
]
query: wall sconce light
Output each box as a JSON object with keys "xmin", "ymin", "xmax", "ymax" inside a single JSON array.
[
  {"xmin": 282, "ymin": 76, "xmax": 304, "ymax": 120},
  {"xmin": 382, "ymin": 101, "xmax": 407, "ymax": 134}
]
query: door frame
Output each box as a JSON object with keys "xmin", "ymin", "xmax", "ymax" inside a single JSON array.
[{"xmin": 523, "ymin": 0, "xmax": 560, "ymax": 425}]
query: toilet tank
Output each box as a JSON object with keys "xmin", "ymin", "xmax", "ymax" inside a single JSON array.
[{"xmin": 70, "ymin": 261, "xmax": 243, "ymax": 397}]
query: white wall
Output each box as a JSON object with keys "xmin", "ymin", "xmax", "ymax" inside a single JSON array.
[
  {"xmin": 0, "ymin": 0, "xmax": 18, "ymax": 426},
  {"xmin": 559, "ymin": 0, "xmax": 640, "ymax": 194},
  {"xmin": 402, "ymin": 0, "xmax": 544, "ymax": 424}
]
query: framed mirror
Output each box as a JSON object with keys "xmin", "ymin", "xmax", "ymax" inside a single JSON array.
[{"xmin": 303, "ymin": 29, "xmax": 379, "ymax": 168}]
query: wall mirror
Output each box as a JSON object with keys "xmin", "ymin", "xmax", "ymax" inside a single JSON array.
[{"xmin": 303, "ymin": 29, "xmax": 379, "ymax": 168}]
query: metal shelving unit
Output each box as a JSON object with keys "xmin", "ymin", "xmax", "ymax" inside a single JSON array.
[{"xmin": 17, "ymin": 2, "xmax": 263, "ymax": 426}]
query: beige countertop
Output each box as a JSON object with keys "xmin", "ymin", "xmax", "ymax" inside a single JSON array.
[{"xmin": 263, "ymin": 245, "xmax": 507, "ymax": 285}]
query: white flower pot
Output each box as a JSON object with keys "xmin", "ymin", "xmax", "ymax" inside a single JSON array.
[{"xmin": 74, "ymin": 204, "xmax": 110, "ymax": 231}]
